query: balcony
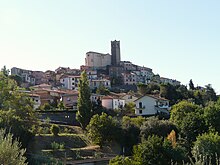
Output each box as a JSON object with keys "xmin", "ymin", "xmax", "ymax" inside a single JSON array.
[
  {"xmin": 136, "ymin": 106, "xmax": 145, "ymax": 109},
  {"xmin": 159, "ymin": 105, "xmax": 170, "ymax": 109},
  {"xmin": 155, "ymin": 106, "xmax": 169, "ymax": 115}
]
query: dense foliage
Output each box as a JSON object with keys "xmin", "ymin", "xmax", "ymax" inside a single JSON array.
[
  {"xmin": 86, "ymin": 113, "xmax": 121, "ymax": 147},
  {"xmin": 110, "ymin": 80, "xmax": 220, "ymax": 164},
  {"xmin": 0, "ymin": 129, "xmax": 27, "ymax": 165},
  {"xmin": 0, "ymin": 72, "xmax": 36, "ymax": 147},
  {"xmin": 192, "ymin": 132, "xmax": 220, "ymax": 165}
]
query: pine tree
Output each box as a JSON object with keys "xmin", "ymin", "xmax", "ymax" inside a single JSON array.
[{"xmin": 76, "ymin": 71, "xmax": 92, "ymax": 129}]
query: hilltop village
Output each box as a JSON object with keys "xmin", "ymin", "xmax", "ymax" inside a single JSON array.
[
  {"xmin": 2, "ymin": 40, "xmax": 219, "ymax": 164},
  {"xmin": 11, "ymin": 40, "xmax": 180, "ymax": 117}
]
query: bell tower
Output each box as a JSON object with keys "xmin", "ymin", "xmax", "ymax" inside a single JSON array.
[{"xmin": 111, "ymin": 40, "xmax": 121, "ymax": 66}]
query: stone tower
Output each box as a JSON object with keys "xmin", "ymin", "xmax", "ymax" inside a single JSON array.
[{"xmin": 111, "ymin": 40, "xmax": 121, "ymax": 66}]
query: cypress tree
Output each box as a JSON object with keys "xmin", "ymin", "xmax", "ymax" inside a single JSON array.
[{"xmin": 76, "ymin": 70, "xmax": 92, "ymax": 129}]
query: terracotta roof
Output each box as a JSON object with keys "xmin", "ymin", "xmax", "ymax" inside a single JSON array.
[
  {"xmin": 33, "ymin": 88, "xmax": 70, "ymax": 94},
  {"xmin": 32, "ymin": 83, "xmax": 51, "ymax": 88},
  {"xmin": 102, "ymin": 96, "xmax": 114, "ymax": 99},
  {"xmin": 63, "ymin": 92, "xmax": 79, "ymax": 97},
  {"xmin": 26, "ymin": 93, "xmax": 40, "ymax": 97},
  {"xmin": 102, "ymin": 95, "xmax": 125, "ymax": 100}
]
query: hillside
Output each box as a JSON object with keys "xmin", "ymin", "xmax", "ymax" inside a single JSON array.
[{"xmin": 27, "ymin": 123, "xmax": 119, "ymax": 164}]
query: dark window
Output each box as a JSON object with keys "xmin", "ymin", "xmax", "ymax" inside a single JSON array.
[
  {"xmin": 139, "ymin": 102, "xmax": 142, "ymax": 108},
  {"xmin": 139, "ymin": 110, "xmax": 142, "ymax": 114}
]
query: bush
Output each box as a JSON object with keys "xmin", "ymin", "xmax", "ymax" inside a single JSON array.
[
  {"xmin": 51, "ymin": 141, "xmax": 65, "ymax": 150},
  {"xmin": 109, "ymin": 156, "xmax": 134, "ymax": 165},
  {"xmin": 50, "ymin": 124, "xmax": 60, "ymax": 136}
]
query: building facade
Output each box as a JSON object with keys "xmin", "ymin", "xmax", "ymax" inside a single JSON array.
[
  {"xmin": 85, "ymin": 51, "xmax": 111, "ymax": 69},
  {"xmin": 60, "ymin": 75, "xmax": 81, "ymax": 90},
  {"xmin": 134, "ymin": 95, "xmax": 170, "ymax": 117}
]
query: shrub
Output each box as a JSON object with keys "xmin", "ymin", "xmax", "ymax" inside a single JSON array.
[
  {"xmin": 51, "ymin": 141, "xmax": 65, "ymax": 150},
  {"xmin": 50, "ymin": 124, "xmax": 60, "ymax": 136}
]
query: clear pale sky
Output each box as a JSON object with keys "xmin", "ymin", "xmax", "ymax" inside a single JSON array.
[{"xmin": 0, "ymin": 0, "xmax": 220, "ymax": 93}]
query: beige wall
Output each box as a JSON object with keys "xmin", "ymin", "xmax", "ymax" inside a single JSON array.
[{"xmin": 85, "ymin": 52, "xmax": 111, "ymax": 68}]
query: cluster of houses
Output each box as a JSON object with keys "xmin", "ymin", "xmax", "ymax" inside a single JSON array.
[
  {"xmin": 24, "ymin": 83, "xmax": 170, "ymax": 117},
  {"xmin": 11, "ymin": 40, "xmax": 179, "ymax": 117}
]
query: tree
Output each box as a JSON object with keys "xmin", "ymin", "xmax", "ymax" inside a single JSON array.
[
  {"xmin": 137, "ymin": 83, "xmax": 148, "ymax": 95},
  {"xmin": 76, "ymin": 71, "xmax": 92, "ymax": 130},
  {"xmin": 204, "ymin": 100, "xmax": 220, "ymax": 132},
  {"xmin": 0, "ymin": 129, "xmax": 27, "ymax": 165},
  {"xmin": 123, "ymin": 102, "xmax": 135, "ymax": 115},
  {"xmin": 160, "ymin": 83, "xmax": 178, "ymax": 105},
  {"xmin": 189, "ymin": 79, "xmax": 195, "ymax": 90},
  {"xmin": 137, "ymin": 83, "xmax": 160, "ymax": 95},
  {"xmin": 132, "ymin": 135, "xmax": 184, "ymax": 165},
  {"xmin": 50, "ymin": 124, "xmax": 60, "ymax": 136},
  {"xmin": 170, "ymin": 101, "xmax": 200, "ymax": 127},
  {"xmin": 0, "ymin": 72, "xmax": 36, "ymax": 147},
  {"xmin": 92, "ymin": 97, "xmax": 104, "ymax": 115},
  {"xmin": 9, "ymin": 74, "xmax": 22, "ymax": 86},
  {"xmin": 170, "ymin": 101, "xmax": 207, "ymax": 148},
  {"xmin": 121, "ymin": 116, "xmax": 141, "ymax": 155},
  {"xmin": 86, "ymin": 113, "xmax": 120, "ymax": 148},
  {"xmin": 204, "ymin": 84, "xmax": 217, "ymax": 103},
  {"xmin": 192, "ymin": 132, "xmax": 220, "ymax": 165},
  {"xmin": 193, "ymin": 90, "xmax": 205, "ymax": 106},
  {"xmin": 1, "ymin": 65, "xmax": 9, "ymax": 77},
  {"xmin": 176, "ymin": 85, "xmax": 189, "ymax": 101},
  {"xmin": 140, "ymin": 117, "xmax": 178, "ymax": 141},
  {"xmin": 96, "ymin": 84, "xmax": 110, "ymax": 95}
]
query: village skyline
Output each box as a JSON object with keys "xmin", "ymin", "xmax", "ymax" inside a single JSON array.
[{"xmin": 1, "ymin": 0, "xmax": 220, "ymax": 93}]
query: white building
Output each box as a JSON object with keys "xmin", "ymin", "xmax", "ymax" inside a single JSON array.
[
  {"xmin": 86, "ymin": 70, "xmax": 98, "ymax": 80},
  {"xmin": 26, "ymin": 93, "xmax": 41, "ymax": 110},
  {"xmin": 120, "ymin": 93, "xmax": 138, "ymax": 104},
  {"xmin": 85, "ymin": 51, "xmax": 111, "ymax": 69},
  {"xmin": 89, "ymin": 79, "xmax": 111, "ymax": 89},
  {"xmin": 11, "ymin": 67, "xmax": 35, "ymax": 85},
  {"xmin": 60, "ymin": 75, "xmax": 81, "ymax": 90},
  {"xmin": 122, "ymin": 72, "xmax": 137, "ymax": 85},
  {"xmin": 101, "ymin": 96, "xmax": 125, "ymax": 110},
  {"xmin": 160, "ymin": 77, "xmax": 181, "ymax": 86},
  {"xmin": 120, "ymin": 61, "xmax": 136, "ymax": 71},
  {"xmin": 134, "ymin": 95, "xmax": 170, "ymax": 117}
]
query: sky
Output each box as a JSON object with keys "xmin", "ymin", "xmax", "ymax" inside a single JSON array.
[{"xmin": 0, "ymin": 0, "xmax": 220, "ymax": 93}]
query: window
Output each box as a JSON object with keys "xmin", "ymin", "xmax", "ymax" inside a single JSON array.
[
  {"xmin": 139, "ymin": 102, "xmax": 143, "ymax": 108},
  {"xmin": 139, "ymin": 110, "xmax": 142, "ymax": 114}
]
